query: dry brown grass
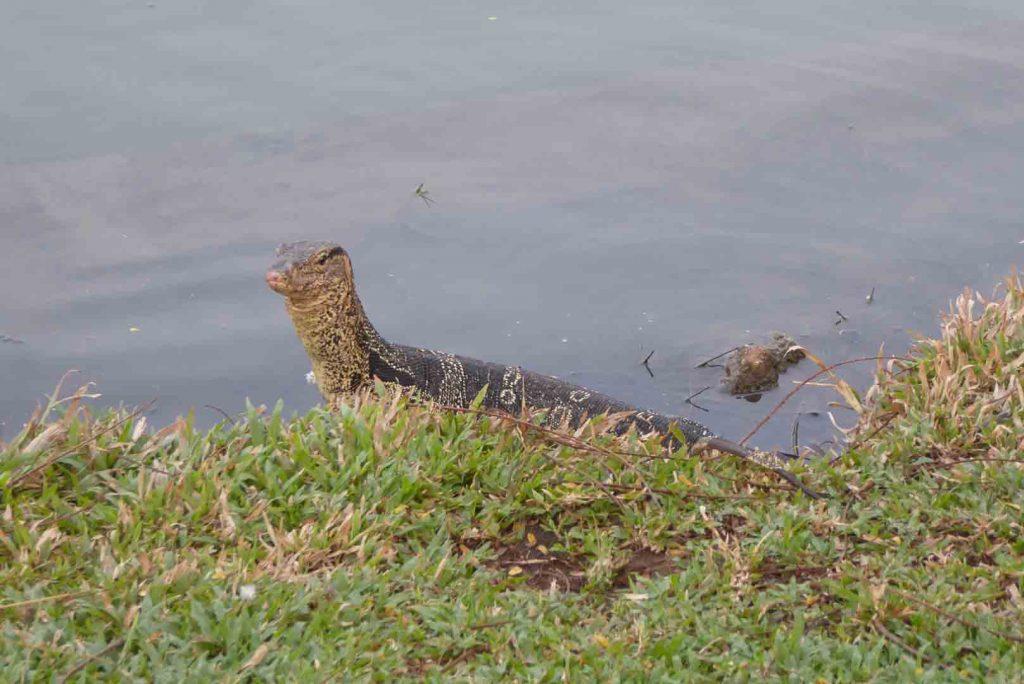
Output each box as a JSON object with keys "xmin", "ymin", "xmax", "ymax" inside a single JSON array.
[{"xmin": 849, "ymin": 271, "xmax": 1024, "ymax": 461}]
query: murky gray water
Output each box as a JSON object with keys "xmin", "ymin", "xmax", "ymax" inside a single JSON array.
[{"xmin": 3, "ymin": 1, "xmax": 1023, "ymax": 449}]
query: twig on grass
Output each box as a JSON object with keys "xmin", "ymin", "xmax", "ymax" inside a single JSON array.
[
  {"xmin": 892, "ymin": 588, "xmax": 1024, "ymax": 644},
  {"xmin": 0, "ymin": 590, "xmax": 94, "ymax": 612},
  {"xmin": 59, "ymin": 638, "xmax": 126, "ymax": 683},
  {"xmin": 11, "ymin": 400, "xmax": 156, "ymax": 488},
  {"xmin": 434, "ymin": 402, "xmax": 823, "ymax": 498},
  {"xmin": 872, "ymin": 619, "xmax": 926, "ymax": 662}
]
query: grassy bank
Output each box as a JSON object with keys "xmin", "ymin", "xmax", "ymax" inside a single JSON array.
[{"xmin": 2, "ymin": 275, "xmax": 1023, "ymax": 681}]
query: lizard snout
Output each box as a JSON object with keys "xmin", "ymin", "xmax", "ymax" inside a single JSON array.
[{"xmin": 265, "ymin": 268, "xmax": 287, "ymax": 294}]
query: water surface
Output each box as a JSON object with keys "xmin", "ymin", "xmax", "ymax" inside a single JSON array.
[{"xmin": 3, "ymin": 1, "xmax": 1024, "ymax": 448}]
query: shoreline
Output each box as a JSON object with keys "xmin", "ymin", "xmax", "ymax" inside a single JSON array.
[{"xmin": 1, "ymin": 273, "xmax": 1021, "ymax": 678}]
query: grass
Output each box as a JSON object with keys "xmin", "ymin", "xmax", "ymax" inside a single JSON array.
[{"xmin": 2, "ymin": 275, "xmax": 1023, "ymax": 681}]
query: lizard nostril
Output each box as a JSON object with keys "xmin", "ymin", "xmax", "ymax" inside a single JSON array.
[{"xmin": 265, "ymin": 270, "xmax": 286, "ymax": 292}]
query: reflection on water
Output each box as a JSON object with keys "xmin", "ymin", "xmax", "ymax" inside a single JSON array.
[{"xmin": 2, "ymin": 2, "xmax": 1024, "ymax": 449}]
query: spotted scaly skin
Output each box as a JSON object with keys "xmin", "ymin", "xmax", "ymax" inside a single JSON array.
[{"xmin": 266, "ymin": 241, "xmax": 803, "ymax": 483}]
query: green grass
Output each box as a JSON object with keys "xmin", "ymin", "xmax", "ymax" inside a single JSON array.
[{"xmin": 2, "ymin": 276, "xmax": 1023, "ymax": 681}]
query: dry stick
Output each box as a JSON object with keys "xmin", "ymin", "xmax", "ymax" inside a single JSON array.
[
  {"xmin": 85, "ymin": 446, "xmax": 175, "ymax": 479},
  {"xmin": 684, "ymin": 386, "xmax": 711, "ymax": 412},
  {"xmin": 791, "ymin": 414, "xmax": 801, "ymax": 454},
  {"xmin": 841, "ymin": 410, "xmax": 899, "ymax": 457},
  {"xmin": 432, "ymin": 403, "xmax": 636, "ymax": 512},
  {"xmin": 537, "ymin": 447, "xmax": 632, "ymax": 515},
  {"xmin": 696, "ymin": 469, "xmax": 797, "ymax": 494},
  {"xmin": 640, "ymin": 447, "xmax": 800, "ymax": 496},
  {"xmin": 925, "ymin": 457, "xmax": 1024, "ymax": 469},
  {"xmin": 563, "ymin": 419, "xmax": 651, "ymax": 487},
  {"xmin": 554, "ymin": 408, "xmax": 812, "ymax": 496},
  {"xmin": 42, "ymin": 504, "xmax": 97, "ymax": 528},
  {"xmin": 601, "ymin": 481, "xmax": 752, "ymax": 502},
  {"xmin": 59, "ymin": 638, "xmax": 126, "ymax": 683},
  {"xmin": 979, "ymin": 390, "xmax": 1015, "ymax": 407},
  {"xmin": 872, "ymin": 619, "xmax": 927, "ymax": 662},
  {"xmin": 69, "ymin": 428, "xmax": 179, "ymax": 479},
  {"xmin": 10, "ymin": 400, "xmax": 156, "ymax": 488},
  {"xmin": 641, "ymin": 350, "xmax": 656, "ymax": 378},
  {"xmin": 685, "ymin": 386, "xmax": 711, "ymax": 402},
  {"xmin": 546, "ymin": 457, "xmax": 630, "ymax": 513},
  {"xmin": 468, "ymin": 619, "xmax": 514, "ymax": 631},
  {"xmin": 13, "ymin": 445, "xmax": 172, "ymax": 533},
  {"xmin": 583, "ymin": 477, "xmax": 631, "ymax": 514},
  {"xmin": 204, "ymin": 404, "xmax": 233, "ymax": 421},
  {"xmin": 695, "ymin": 346, "xmax": 740, "ymax": 369},
  {"xmin": 740, "ymin": 356, "xmax": 911, "ymax": 446},
  {"xmin": 438, "ymin": 402, "xmax": 659, "ymax": 466},
  {"xmin": 434, "ymin": 400, "xmax": 692, "ymax": 474},
  {"xmin": 436, "ymin": 403, "xmax": 651, "ymax": 471},
  {"xmin": 0, "ymin": 590, "xmax": 94, "ymax": 612},
  {"xmin": 436, "ymin": 403, "xmax": 824, "ymax": 499},
  {"xmin": 891, "ymin": 589, "xmax": 1024, "ymax": 644}
]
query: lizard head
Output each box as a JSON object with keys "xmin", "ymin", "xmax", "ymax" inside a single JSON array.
[
  {"xmin": 267, "ymin": 241, "xmax": 374, "ymax": 398},
  {"xmin": 266, "ymin": 241, "xmax": 355, "ymax": 301}
]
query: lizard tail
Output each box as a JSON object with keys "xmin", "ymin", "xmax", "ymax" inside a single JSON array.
[{"xmin": 694, "ymin": 436, "xmax": 827, "ymax": 500}]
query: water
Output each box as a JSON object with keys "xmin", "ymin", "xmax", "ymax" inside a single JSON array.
[{"xmin": 3, "ymin": 1, "xmax": 1023, "ymax": 449}]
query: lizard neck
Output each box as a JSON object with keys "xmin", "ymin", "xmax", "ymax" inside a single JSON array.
[{"xmin": 283, "ymin": 281, "xmax": 387, "ymax": 401}]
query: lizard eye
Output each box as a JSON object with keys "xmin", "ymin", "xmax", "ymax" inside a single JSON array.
[{"xmin": 314, "ymin": 246, "xmax": 344, "ymax": 265}]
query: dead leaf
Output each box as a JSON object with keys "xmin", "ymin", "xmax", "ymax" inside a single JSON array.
[{"xmin": 239, "ymin": 642, "xmax": 270, "ymax": 672}]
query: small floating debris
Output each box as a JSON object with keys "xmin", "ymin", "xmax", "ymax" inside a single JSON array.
[
  {"xmin": 640, "ymin": 349, "xmax": 655, "ymax": 377},
  {"xmin": 129, "ymin": 326, "xmax": 141, "ymax": 333},
  {"xmin": 414, "ymin": 183, "xmax": 435, "ymax": 206},
  {"xmin": 721, "ymin": 332, "xmax": 805, "ymax": 396},
  {"xmin": 0, "ymin": 334, "xmax": 24, "ymax": 344},
  {"xmin": 684, "ymin": 385, "xmax": 711, "ymax": 412},
  {"xmin": 305, "ymin": 371, "xmax": 317, "ymax": 385}
]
